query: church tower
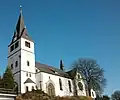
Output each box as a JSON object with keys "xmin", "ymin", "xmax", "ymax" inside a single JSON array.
[{"xmin": 8, "ymin": 7, "xmax": 36, "ymax": 93}]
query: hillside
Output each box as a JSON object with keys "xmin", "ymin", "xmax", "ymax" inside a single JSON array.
[{"xmin": 16, "ymin": 90, "xmax": 92, "ymax": 100}]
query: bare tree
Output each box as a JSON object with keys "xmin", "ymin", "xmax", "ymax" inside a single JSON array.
[{"xmin": 72, "ymin": 58, "xmax": 106, "ymax": 96}]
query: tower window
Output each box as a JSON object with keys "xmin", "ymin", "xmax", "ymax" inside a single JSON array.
[
  {"xmin": 29, "ymin": 73, "xmax": 31, "ymax": 77},
  {"xmin": 27, "ymin": 61, "xmax": 30, "ymax": 66},
  {"xmin": 25, "ymin": 41, "xmax": 30, "ymax": 48},
  {"xmin": 78, "ymin": 74, "xmax": 80, "ymax": 79},
  {"xmin": 15, "ymin": 41, "xmax": 19, "ymax": 49},
  {"xmin": 36, "ymin": 69, "xmax": 38, "ymax": 73},
  {"xmin": 59, "ymin": 78, "xmax": 63, "ymax": 90},
  {"xmin": 68, "ymin": 80, "xmax": 72, "ymax": 92},
  {"xmin": 26, "ymin": 72, "xmax": 28, "ymax": 76},
  {"xmin": 15, "ymin": 61, "xmax": 18, "ymax": 67},
  {"xmin": 10, "ymin": 45, "xmax": 14, "ymax": 52},
  {"xmin": 11, "ymin": 64, "xmax": 13, "ymax": 69}
]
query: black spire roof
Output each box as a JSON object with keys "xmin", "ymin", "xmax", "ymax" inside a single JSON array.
[{"xmin": 9, "ymin": 6, "xmax": 33, "ymax": 46}]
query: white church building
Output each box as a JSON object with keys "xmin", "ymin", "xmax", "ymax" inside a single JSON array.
[{"xmin": 7, "ymin": 8, "xmax": 96, "ymax": 98}]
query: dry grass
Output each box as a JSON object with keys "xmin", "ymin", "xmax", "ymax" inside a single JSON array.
[{"xmin": 16, "ymin": 90, "xmax": 93, "ymax": 100}]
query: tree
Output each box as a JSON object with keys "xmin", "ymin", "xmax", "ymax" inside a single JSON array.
[
  {"xmin": 72, "ymin": 58, "xmax": 106, "ymax": 96},
  {"xmin": 0, "ymin": 75, "xmax": 2, "ymax": 88},
  {"xmin": 102, "ymin": 95, "xmax": 110, "ymax": 100},
  {"xmin": 111, "ymin": 91, "xmax": 120, "ymax": 100},
  {"xmin": 2, "ymin": 67, "xmax": 15, "ymax": 89},
  {"xmin": 95, "ymin": 94, "xmax": 102, "ymax": 100}
]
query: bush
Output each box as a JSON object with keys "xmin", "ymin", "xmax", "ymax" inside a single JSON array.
[
  {"xmin": 16, "ymin": 90, "xmax": 93, "ymax": 100},
  {"xmin": 52, "ymin": 96, "xmax": 92, "ymax": 100}
]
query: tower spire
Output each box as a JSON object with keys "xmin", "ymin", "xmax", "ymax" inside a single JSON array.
[{"xmin": 9, "ymin": 6, "xmax": 33, "ymax": 45}]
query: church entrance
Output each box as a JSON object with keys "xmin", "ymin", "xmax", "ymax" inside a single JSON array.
[
  {"xmin": 47, "ymin": 83, "xmax": 55, "ymax": 96},
  {"xmin": 26, "ymin": 86, "xmax": 28, "ymax": 92}
]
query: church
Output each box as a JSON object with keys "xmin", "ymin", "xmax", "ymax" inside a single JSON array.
[{"xmin": 7, "ymin": 7, "xmax": 96, "ymax": 98}]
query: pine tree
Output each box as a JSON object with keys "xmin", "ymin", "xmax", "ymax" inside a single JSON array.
[
  {"xmin": 2, "ymin": 67, "xmax": 15, "ymax": 89},
  {"xmin": 0, "ymin": 75, "xmax": 2, "ymax": 88}
]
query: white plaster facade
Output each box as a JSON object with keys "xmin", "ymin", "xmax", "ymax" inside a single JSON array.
[
  {"xmin": 7, "ymin": 9, "xmax": 96, "ymax": 98},
  {"xmin": 36, "ymin": 72, "xmax": 75, "ymax": 96},
  {"xmin": 8, "ymin": 37, "xmax": 36, "ymax": 93}
]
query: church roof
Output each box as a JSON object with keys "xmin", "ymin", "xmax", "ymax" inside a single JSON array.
[
  {"xmin": 35, "ymin": 62, "xmax": 71, "ymax": 78},
  {"xmin": 24, "ymin": 78, "xmax": 35, "ymax": 84},
  {"xmin": 9, "ymin": 7, "xmax": 33, "ymax": 46},
  {"xmin": 66, "ymin": 68, "xmax": 77, "ymax": 79}
]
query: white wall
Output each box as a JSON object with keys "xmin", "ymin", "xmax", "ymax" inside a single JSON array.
[
  {"xmin": 36, "ymin": 72, "xmax": 74, "ymax": 97},
  {"xmin": 75, "ymin": 73, "xmax": 86, "ymax": 96},
  {"xmin": 8, "ymin": 38, "xmax": 36, "ymax": 94},
  {"xmin": 20, "ymin": 38, "xmax": 36, "ymax": 93},
  {"xmin": 21, "ymin": 38, "xmax": 34, "ymax": 53},
  {"xmin": 8, "ymin": 40, "xmax": 21, "ymax": 93},
  {"xmin": 21, "ymin": 71, "xmax": 36, "ymax": 93},
  {"xmin": 24, "ymin": 83, "xmax": 36, "ymax": 92}
]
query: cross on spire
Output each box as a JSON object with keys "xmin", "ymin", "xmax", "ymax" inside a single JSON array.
[
  {"xmin": 9, "ymin": 6, "xmax": 33, "ymax": 46},
  {"xmin": 20, "ymin": 5, "xmax": 22, "ymax": 13}
]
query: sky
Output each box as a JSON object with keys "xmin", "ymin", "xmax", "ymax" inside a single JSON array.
[{"xmin": 0, "ymin": 0, "xmax": 120, "ymax": 96}]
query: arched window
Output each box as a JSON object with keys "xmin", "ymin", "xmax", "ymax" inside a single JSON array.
[
  {"xmin": 15, "ymin": 61, "xmax": 18, "ymax": 67},
  {"xmin": 27, "ymin": 61, "xmax": 30, "ymax": 66},
  {"xmin": 78, "ymin": 82, "xmax": 83, "ymax": 90},
  {"xmin": 48, "ymin": 83, "xmax": 55, "ymax": 96},
  {"xmin": 59, "ymin": 78, "xmax": 63, "ymax": 90},
  {"xmin": 78, "ymin": 74, "xmax": 80, "ymax": 79},
  {"xmin": 68, "ymin": 80, "xmax": 72, "ymax": 92},
  {"xmin": 26, "ymin": 86, "xmax": 28, "ymax": 92}
]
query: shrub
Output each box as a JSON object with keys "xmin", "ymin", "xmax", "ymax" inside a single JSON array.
[
  {"xmin": 16, "ymin": 90, "xmax": 93, "ymax": 100},
  {"xmin": 52, "ymin": 96, "xmax": 92, "ymax": 100}
]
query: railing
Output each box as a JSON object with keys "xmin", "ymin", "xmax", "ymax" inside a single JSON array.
[{"xmin": 0, "ymin": 88, "xmax": 17, "ymax": 94}]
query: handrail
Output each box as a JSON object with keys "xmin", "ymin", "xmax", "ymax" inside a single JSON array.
[{"xmin": 0, "ymin": 88, "xmax": 17, "ymax": 94}]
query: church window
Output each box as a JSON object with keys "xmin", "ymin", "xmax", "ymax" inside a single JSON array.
[
  {"xmin": 29, "ymin": 73, "xmax": 31, "ymax": 77},
  {"xmin": 25, "ymin": 41, "xmax": 30, "ymax": 48},
  {"xmin": 40, "ymin": 81, "xmax": 42, "ymax": 90},
  {"xmin": 78, "ymin": 82, "xmax": 83, "ymax": 90},
  {"xmin": 27, "ymin": 61, "xmax": 30, "ymax": 66},
  {"xmin": 15, "ymin": 41, "xmax": 19, "ymax": 49},
  {"xmin": 59, "ymin": 78, "xmax": 63, "ymax": 90},
  {"xmin": 48, "ymin": 83, "xmax": 55, "ymax": 96},
  {"xmin": 68, "ymin": 80, "xmax": 72, "ymax": 92},
  {"xmin": 10, "ymin": 45, "xmax": 14, "ymax": 52},
  {"xmin": 36, "ymin": 69, "xmax": 38, "ymax": 73},
  {"xmin": 92, "ymin": 91, "xmax": 94, "ymax": 97},
  {"xmin": 78, "ymin": 74, "xmax": 80, "ymax": 79},
  {"xmin": 15, "ymin": 61, "xmax": 18, "ymax": 67},
  {"xmin": 26, "ymin": 72, "xmax": 28, "ymax": 76},
  {"xmin": 11, "ymin": 64, "xmax": 13, "ymax": 69}
]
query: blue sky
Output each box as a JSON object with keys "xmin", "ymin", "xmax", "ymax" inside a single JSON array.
[{"xmin": 0, "ymin": 0, "xmax": 120, "ymax": 96}]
